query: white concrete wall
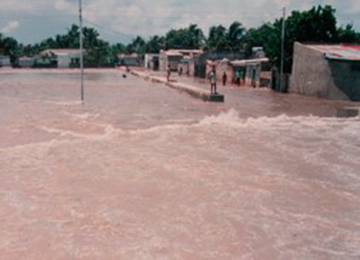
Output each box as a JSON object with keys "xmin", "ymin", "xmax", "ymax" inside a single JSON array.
[
  {"xmin": 57, "ymin": 55, "xmax": 71, "ymax": 68},
  {"xmin": 290, "ymin": 42, "xmax": 348, "ymax": 100},
  {"xmin": 0, "ymin": 56, "xmax": 11, "ymax": 67}
]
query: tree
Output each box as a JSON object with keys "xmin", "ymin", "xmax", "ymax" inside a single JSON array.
[
  {"xmin": 164, "ymin": 24, "xmax": 205, "ymax": 50},
  {"xmin": 243, "ymin": 5, "xmax": 356, "ymax": 73},
  {"xmin": 126, "ymin": 36, "xmax": 146, "ymax": 54},
  {"xmin": 227, "ymin": 21, "xmax": 245, "ymax": 51},
  {"xmin": 188, "ymin": 24, "xmax": 205, "ymax": 49},
  {"xmin": 337, "ymin": 24, "xmax": 360, "ymax": 43},
  {"xmin": 145, "ymin": 35, "xmax": 165, "ymax": 53},
  {"xmin": 207, "ymin": 25, "xmax": 229, "ymax": 50}
]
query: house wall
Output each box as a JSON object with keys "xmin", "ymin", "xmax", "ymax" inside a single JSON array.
[
  {"xmin": 19, "ymin": 58, "xmax": 35, "ymax": 68},
  {"xmin": 329, "ymin": 61, "xmax": 360, "ymax": 101},
  {"xmin": 204, "ymin": 61, "xmax": 235, "ymax": 85},
  {"xmin": 290, "ymin": 42, "xmax": 349, "ymax": 100},
  {"xmin": 144, "ymin": 54, "xmax": 160, "ymax": 69},
  {"xmin": 57, "ymin": 55, "xmax": 71, "ymax": 68},
  {"xmin": 0, "ymin": 56, "xmax": 11, "ymax": 67},
  {"xmin": 159, "ymin": 51, "xmax": 167, "ymax": 71}
]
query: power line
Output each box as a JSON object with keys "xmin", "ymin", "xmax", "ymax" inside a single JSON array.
[{"xmin": 83, "ymin": 19, "xmax": 135, "ymax": 39}]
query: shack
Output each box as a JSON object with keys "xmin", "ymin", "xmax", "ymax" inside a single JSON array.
[
  {"xmin": 290, "ymin": 42, "xmax": 360, "ymax": 101},
  {"xmin": 144, "ymin": 54, "xmax": 160, "ymax": 70},
  {"xmin": 0, "ymin": 55, "xmax": 11, "ymax": 67},
  {"xmin": 159, "ymin": 49, "xmax": 202, "ymax": 73},
  {"xmin": 230, "ymin": 58, "xmax": 270, "ymax": 87},
  {"xmin": 118, "ymin": 54, "xmax": 143, "ymax": 67},
  {"xmin": 40, "ymin": 49, "xmax": 81, "ymax": 68}
]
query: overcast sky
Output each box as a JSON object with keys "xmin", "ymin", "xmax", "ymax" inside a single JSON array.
[{"xmin": 1, "ymin": 0, "xmax": 359, "ymax": 45}]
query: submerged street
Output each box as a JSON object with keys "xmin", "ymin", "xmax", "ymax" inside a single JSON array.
[{"xmin": 0, "ymin": 69, "xmax": 360, "ymax": 259}]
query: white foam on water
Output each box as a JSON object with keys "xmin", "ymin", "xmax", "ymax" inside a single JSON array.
[
  {"xmin": 39, "ymin": 123, "xmax": 122, "ymax": 141},
  {"xmin": 61, "ymin": 111, "xmax": 100, "ymax": 120},
  {"xmin": 45, "ymin": 100, "xmax": 83, "ymax": 106},
  {"xmin": 198, "ymin": 109, "xmax": 360, "ymax": 132}
]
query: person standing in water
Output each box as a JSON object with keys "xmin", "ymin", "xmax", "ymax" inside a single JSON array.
[
  {"xmin": 167, "ymin": 65, "xmax": 171, "ymax": 82},
  {"xmin": 222, "ymin": 72, "xmax": 227, "ymax": 86},
  {"xmin": 209, "ymin": 67, "xmax": 217, "ymax": 95}
]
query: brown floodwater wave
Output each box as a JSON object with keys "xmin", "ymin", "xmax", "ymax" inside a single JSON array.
[{"xmin": 0, "ymin": 69, "xmax": 360, "ymax": 259}]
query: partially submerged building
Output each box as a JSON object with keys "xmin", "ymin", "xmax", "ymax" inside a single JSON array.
[
  {"xmin": 0, "ymin": 55, "xmax": 11, "ymax": 67},
  {"xmin": 230, "ymin": 58, "xmax": 270, "ymax": 87},
  {"xmin": 205, "ymin": 57, "xmax": 270, "ymax": 87},
  {"xmin": 40, "ymin": 49, "xmax": 81, "ymax": 68},
  {"xmin": 18, "ymin": 57, "xmax": 36, "ymax": 68},
  {"xmin": 159, "ymin": 49, "xmax": 203, "ymax": 73},
  {"xmin": 144, "ymin": 54, "xmax": 160, "ymax": 70},
  {"xmin": 194, "ymin": 50, "xmax": 244, "ymax": 78},
  {"xmin": 118, "ymin": 54, "xmax": 143, "ymax": 67},
  {"xmin": 290, "ymin": 42, "xmax": 360, "ymax": 101}
]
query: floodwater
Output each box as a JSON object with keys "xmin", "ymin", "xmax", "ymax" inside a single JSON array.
[{"xmin": 0, "ymin": 69, "xmax": 360, "ymax": 259}]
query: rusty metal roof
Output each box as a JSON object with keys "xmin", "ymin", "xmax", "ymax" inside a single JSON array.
[{"xmin": 309, "ymin": 45, "xmax": 360, "ymax": 61}]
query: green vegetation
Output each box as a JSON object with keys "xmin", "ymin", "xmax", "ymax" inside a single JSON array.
[{"xmin": 0, "ymin": 5, "xmax": 359, "ymax": 70}]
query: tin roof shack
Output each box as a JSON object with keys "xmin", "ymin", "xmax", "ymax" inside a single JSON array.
[
  {"xmin": 40, "ymin": 49, "xmax": 81, "ymax": 68},
  {"xmin": 144, "ymin": 54, "xmax": 160, "ymax": 71},
  {"xmin": 118, "ymin": 54, "xmax": 143, "ymax": 67},
  {"xmin": 18, "ymin": 57, "xmax": 36, "ymax": 68},
  {"xmin": 231, "ymin": 58, "xmax": 270, "ymax": 87},
  {"xmin": 290, "ymin": 42, "xmax": 360, "ymax": 101},
  {"xmin": 159, "ymin": 49, "xmax": 202, "ymax": 72},
  {"xmin": 0, "ymin": 56, "xmax": 11, "ymax": 67},
  {"xmin": 194, "ymin": 50, "xmax": 244, "ymax": 78},
  {"xmin": 204, "ymin": 59, "xmax": 233, "ymax": 84}
]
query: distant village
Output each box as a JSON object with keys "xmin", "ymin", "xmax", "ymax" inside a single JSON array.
[{"xmin": 1, "ymin": 5, "xmax": 360, "ymax": 101}]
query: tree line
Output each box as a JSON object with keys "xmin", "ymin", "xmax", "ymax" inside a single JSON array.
[{"xmin": 1, "ymin": 5, "xmax": 359, "ymax": 72}]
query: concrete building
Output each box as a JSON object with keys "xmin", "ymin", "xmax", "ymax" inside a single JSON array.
[
  {"xmin": 231, "ymin": 58, "xmax": 270, "ymax": 87},
  {"xmin": 204, "ymin": 58, "xmax": 270, "ymax": 87},
  {"xmin": 40, "ymin": 49, "xmax": 81, "ymax": 68},
  {"xmin": 118, "ymin": 54, "xmax": 143, "ymax": 67},
  {"xmin": 18, "ymin": 57, "xmax": 36, "ymax": 68},
  {"xmin": 159, "ymin": 49, "xmax": 202, "ymax": 73},
  {"xmin": 0, "ymin": 56, "xmax": 11, "ymax": 67},
  {"xmin": 194, "ymin": 50, "xmax": 244, "ymax": 78},
  {"xmin": 290, "ymin": 42, "xmax": 360, "ymax": 101},
  {"xmin": 144, "ymin": 54, "xmax": 160, "ymax": 70}
]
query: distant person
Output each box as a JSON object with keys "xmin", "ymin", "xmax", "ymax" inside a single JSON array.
[
  {"xmin": 209, "ymin": 68, "xmax": 217, "ymax": 95},
  {"xmin": 222, "ymin": 72, "xmax": 227, "ymax": 86},
  {"xmin": 167, "ymin": 65, "xmax": 171, "ymax": 82},
  {"xmin": 186, "ymin": 67, "xmax": 190, "ymax": 77},
  {"xmin": 235, "ymin": 70, "xmax": 240, "ymax": 86},
  {"xmin": 179, "ymin": 67, "xmax": 183, "ymax": 76}
]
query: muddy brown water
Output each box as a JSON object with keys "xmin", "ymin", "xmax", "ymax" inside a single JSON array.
[{"xmin": 0, "ymin": 69, "xmax": 360, "ymax": 259}]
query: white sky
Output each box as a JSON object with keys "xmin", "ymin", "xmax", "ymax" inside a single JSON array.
[{"xmin": 0, "ymin": 0, "xmax": 359, "ymax": 44}]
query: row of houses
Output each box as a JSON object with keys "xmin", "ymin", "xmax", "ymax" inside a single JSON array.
[
  {"xmin": 119, "ymin": 47, "xmax": 271, "ymax": 88},
  {"xmin": 120, "ymin": 43, "xmax": 360, "ymax": 102},
  {"xmin": 10, "ymin": 49, "xmax": 82, "ymax": 68},
  {"xmin": 6, "ymin": 42, "xmax": 360, "ymax": 102}
]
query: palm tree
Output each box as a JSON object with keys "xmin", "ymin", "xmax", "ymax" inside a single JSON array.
[
  {"xmin": 227, "ymin": 21, "xmax": 245, "ymax": 51},
  {"xmin": 208, "ymin": 25, "xmax": 229, "ymax": 50},
  {"xmin": 188, "ymin": 24, "xmax": 205, "ymax": 49},
  {"xmin": 145, "ymin": 35, "xmax": 165, "ymax": 53}
]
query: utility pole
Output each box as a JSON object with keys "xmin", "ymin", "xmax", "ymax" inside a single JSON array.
[
  {"xmin": 280, "ymin": 7, "xmax": 286, "ymax": 92},
  {"xmin": 79, "ymin": 0, "xmax": 84, "ymax": 102}
]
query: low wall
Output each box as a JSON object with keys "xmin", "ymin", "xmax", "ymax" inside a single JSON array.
[{"xmin": 129, "ymin": 69, "xmax": 224, "ymax": 102}]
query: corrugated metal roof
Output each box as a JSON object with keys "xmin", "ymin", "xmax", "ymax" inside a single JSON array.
[
  {"xmin": 309, "ymin": 45, "xmax": 360, "ymax": 61},
  {"xmin": 231, "ymin": 58, "xmax": 269, "ymax": 66},
  {"xmin": 41, "ymin": 49, "xmax": 81, "ymax": 56}
]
